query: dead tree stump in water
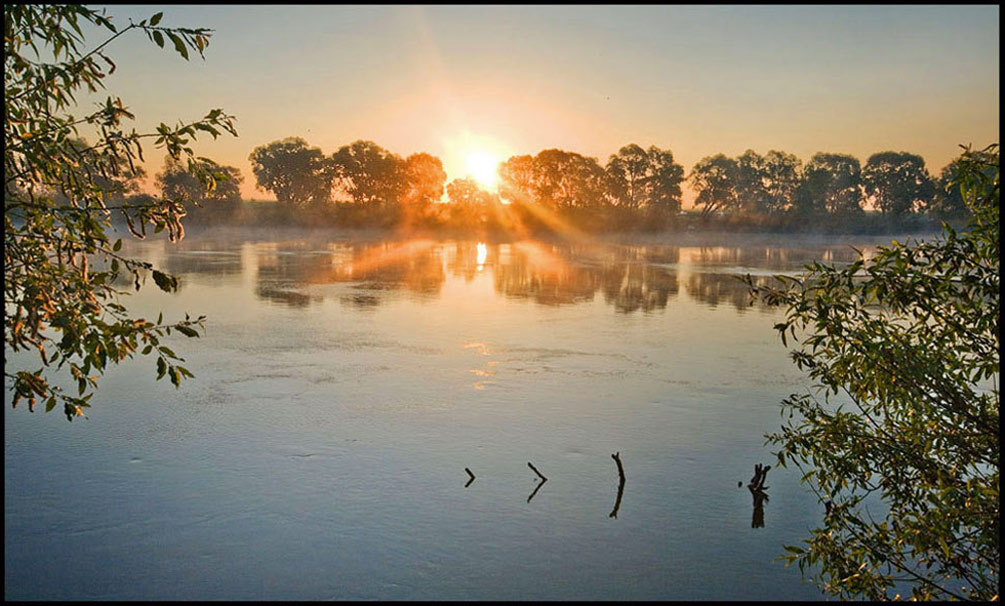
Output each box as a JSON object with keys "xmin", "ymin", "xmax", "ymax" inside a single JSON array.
[
  {"xmin": 748, "ymin": 463, "xmax": 770, "ymax": 491},
  {"xmin": 747, "ymin": 463, "xmax": 771, "ymax": 528}
]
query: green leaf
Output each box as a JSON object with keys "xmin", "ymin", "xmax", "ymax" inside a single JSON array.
[
  {"xmin": 152, "ymin": 270, "xmax": 175, "ymax": 292},
  {"xmin": 167, "ymin": 31, "xmax": 189, "ymax": 60},
  {"xmin": 150, "ymin": 11, "xmax": 163, "ymax": 26},
  {"xmin": 176, "ymin": 325, "xmax": 199, "ymax": 338},
  {"xmin": 152, "ymin": 30, "xmax": 164, "ymax": 48}
]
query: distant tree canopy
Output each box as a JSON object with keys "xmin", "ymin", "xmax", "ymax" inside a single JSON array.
[
  {"xmin": 690, "ymin": 154, "xmax": 741, "ymax": 218},
  {"xmin": 530, "ymin": 149, "xmax": 607, "ymax": 210},
  {"xmin": 490, "ymin": 144, "xmax": 684, "ymax": 232},
  {"xmin": 157, "ymin": 155, "xmax": 243, "ymax": 222},
  {"xmin": 241, "ymin": 133, "xmax": 990, "ymax": 234},
  {"xmin": 605, "ymin": 144, "xmax": 684, "ymax": 212},
  {"xmin": 49, "ymin": 137, "xmax": 149, "ymax": 206},
  {"xmin": 248, "ymin": 137, "xmax": 330, "ymax": 206},
  {"xmin": 401, "ymin": 152, "xmax": 447, "ymax": 228},
  {"xmin": 445, "ymin": 177, "xmax": 501, "ymax": 230},
  {"xmin": 862, "ymin": 151, "xmax": 935, "ymax": 216},
  {"xmin": 331, "ymin": 140, "xmax": 407, "ymax": 212},
  {"xmin": 690, "ymin": 149, "xmax": 806, "ymax": 218},
  {"xmin": 796, "ymin": 153, "xmax": 864, "ymax": 217},
  {"xmin": 928, "ymin": 146, "xmax": 997, "ymax": 222},
  {"xmin": 733, "ymin": 149, "xmax": 803, "ymax": 214}
]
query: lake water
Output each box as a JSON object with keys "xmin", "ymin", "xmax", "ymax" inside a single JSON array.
[{"xmin": 4, "ymin": 229, "xmax": 913, "ymax": 600}]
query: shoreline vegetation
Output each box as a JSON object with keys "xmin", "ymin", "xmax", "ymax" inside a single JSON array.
[
  {"xmin": 135, "ymin": 138, "xmax": 994, "ymax": 242},
  {"xmin": 148, "ymin": 198, "xmax": 948, "ymax": 251},
  {"xmin": 166, "ymin": 216, "xmax": 944, "ymax": 249}
]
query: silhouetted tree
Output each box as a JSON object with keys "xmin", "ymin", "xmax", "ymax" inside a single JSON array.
[
  {"xmin": 606, "ymin": 144, "xmax": 649, "ymax": 209},
  {"xmin": 690, "ymin": 154, "xmax": 740, "ymax": 218},
  {"xmin": 401, "ymin": 152, "xmax": 447, "ymax": 227},
  {"xmin": 928, "ymin": 146, "xmax": 998, "ymax": 222},
  {"xmin": 331, "ymin": 140, "xmax": 407, "ymax": 225},
  {"xmin": 735, "ymin": 149, "xmax": 768, "ymax": 213},
  {"xmin": 862, "ymin": 151, "xmax": 935, "ymax": 216},
  {"xmin": 533, "ymin": 149, "xmax": 607, "ymax": 210},
  {"xmin": 156, "ymin": 155, "xmax": 242, "ymax": 222},
  {"xmin": 43, "ymin": 137, "xmax": 149, "ymax": 209},
  {"xmin": 930, "ymin": 161, "xmax": 969, "ymax": 221},
  {"xmin": 446, "ymin": 177, "xmax": 499, "ymax": 229},
  {"xmin": 644, "ymin": 145, "xmax": 686, "ymax": 214},
  {"xmin": 498, "ymin": 154, "xmax": 537, "ymax": 206},
  {"xmin": 795, "ymin": 153, "xmax": 863, "ymax": 217},
  {"xmin": 760, "ymin": 150, "xmax": 803, "ymax": 214},
  {"xmin": 248, "ymin": 137, "xmax": 331, "ymax": 206},
  {"xmin": 605, "ymin": 144, "xmax": 684, "ymax": 212}
]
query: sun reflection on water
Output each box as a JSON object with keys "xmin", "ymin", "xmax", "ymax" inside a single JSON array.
[{"xmin": 476, "ymin": 242, "xmax": 488, "ymax": 269}]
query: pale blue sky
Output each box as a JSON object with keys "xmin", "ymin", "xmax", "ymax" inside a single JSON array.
[{"xmin": 87, "ymin": 5, "xmax": 999, "ymax": 203}]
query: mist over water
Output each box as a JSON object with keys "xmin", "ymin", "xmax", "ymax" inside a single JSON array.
[{"xmin": 5, "ymin": 229, "xmax": 919, "ymax": 600}]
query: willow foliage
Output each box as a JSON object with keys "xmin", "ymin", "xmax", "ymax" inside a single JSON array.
[
  {"xmin": 5, "ymin": 6, "xmax": 237, "ymax": 420},
  {"xmin": 746, "ymin": 144, "xmax": 999, "ymax": 600}
]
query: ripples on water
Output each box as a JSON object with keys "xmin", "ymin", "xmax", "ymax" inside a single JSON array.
[{"xmin": 6, "ymin": 230, "xmax": 900, "ymax": 600}]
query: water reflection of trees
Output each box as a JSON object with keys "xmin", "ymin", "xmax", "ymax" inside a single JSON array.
[
  {"xmin": 159, "ymin": 240, "xmax": 245, "ymax": 291},
  {"xmin": 344, "ymin": 241, "xmax": 445, "ymax": 298},
  {"xmin": 492, "ymin": 248, "xmax": 601, "ymax": 306},
  {"xmin": 682, "ymin": 246, "xmax": 863, "ymax": 312},
  {"xmin": 687, "ymin": 245, "xmax": 862, "ymax": 270},
  {"xmin": 599, "ymin": 262, "xmax": 678, "ymax": 313},
  {"xmin": 253, "ymin": 240, "xmax": 445, "ymax": 308},
  {"xmin": 491, "ymin": 243, "xmax": 680, "ymax": 311},
  {"xmin": 255, "ymin": 243, "xmax": 329, "ymax": 307},
  {"xmin": 232, "ymin": 238, "xmax": 846, "ymax": 312},
  {"xmin": 685, "ymin": 272, "xmax": 776, "ymax": 312}
]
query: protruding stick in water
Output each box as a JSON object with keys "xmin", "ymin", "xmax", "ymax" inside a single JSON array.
[
  {"xmin": 610, "ymin": 452, "xmax": 626, "ymax": 518},
  {"xmin": 527, "ymin": 461, "xmax": 547, "ymax": 482}
]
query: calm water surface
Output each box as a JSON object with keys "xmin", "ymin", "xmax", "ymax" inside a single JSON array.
[{"xmin": 5, "ymin": 229, "xmax": 907, "ymax": 600}]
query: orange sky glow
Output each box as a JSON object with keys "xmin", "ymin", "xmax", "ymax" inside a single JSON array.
[{"xmin": 83, "ymin": 5, "xmax": 998, "ymax": 207}]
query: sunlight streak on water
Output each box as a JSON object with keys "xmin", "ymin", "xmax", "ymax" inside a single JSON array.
[{"xmin": 5, "ymin": 232, "xmax": 897, "ymax": 601}]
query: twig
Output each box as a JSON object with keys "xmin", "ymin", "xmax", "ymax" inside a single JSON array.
[
  {"xmin": 527, "ymin": 479, "xmax": 545, "ymax": 503},
  {"xmin": 527, "ymin": 461, "xmax": 547, "ymax": 482},
  {"xmin": 464, "ymin": 467, "xmax": 475, "ymax": 488},
  {"xmin": 609, "ymin": 452, "xmax": 626, "ymax": 518},
  {"xmin": 611, "ymin": 451, "xmax": 626, "ymax": 483}
]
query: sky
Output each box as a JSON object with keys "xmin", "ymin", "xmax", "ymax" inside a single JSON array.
[{"xmin": 84, "ymin": 5, "xmax": 999, "ymax": 205}]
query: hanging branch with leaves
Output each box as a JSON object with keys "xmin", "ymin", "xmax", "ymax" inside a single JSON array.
[{"xmin": 5, "ymin": 5, "xmax": 238, "ymax": 420}]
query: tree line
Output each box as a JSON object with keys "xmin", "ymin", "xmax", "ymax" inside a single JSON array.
[
  {"xmin": 88, "ymin": 135, "xmax": 992, "ymax": 234},
  {"xmin": 146, "ymin": 137, "xmax": 990, "ymax": 234}
]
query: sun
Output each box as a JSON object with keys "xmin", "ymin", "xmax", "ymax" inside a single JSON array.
[
  {"xmin": 442, "ymin": 131, "xmax": 512, "ymax": 192},
  {"xmin": 465, "ymin": 150, "xmax": 501, "ymax": 190}
]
